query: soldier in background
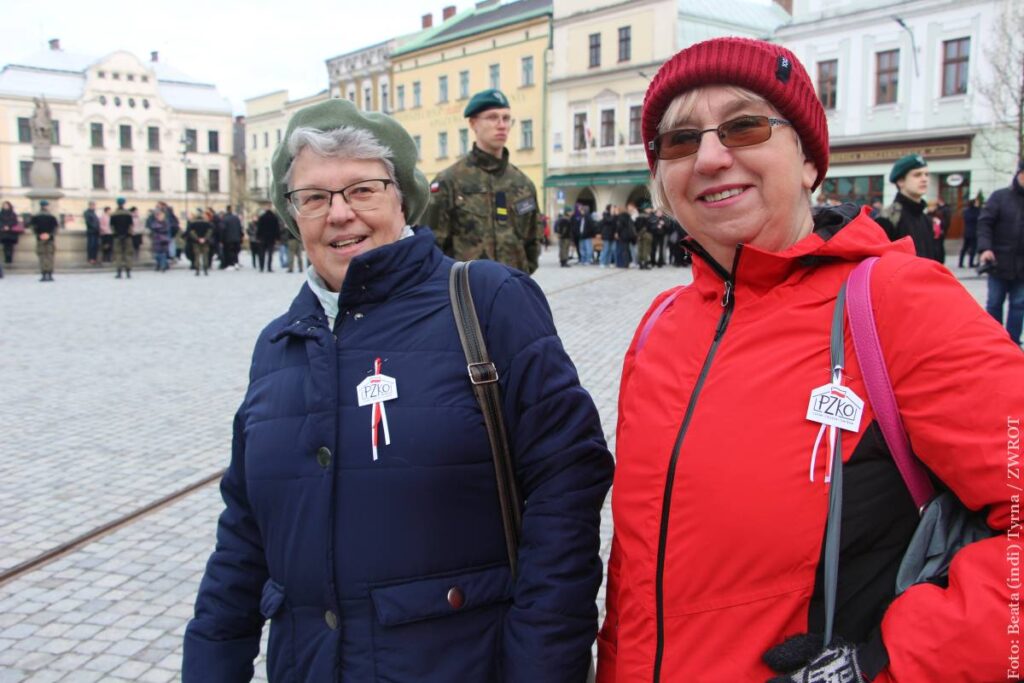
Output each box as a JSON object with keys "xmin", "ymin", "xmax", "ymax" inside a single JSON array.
[
  {"xmin": 30, "ymin": 200, "xmax": 58, "ymax": 282},
  {"xmin": 555, "ymin": 207, "xmax": 573, "ymax": 267},
  {"xmin": 285, "ymin": 228, "xmax": 305, "ymax": 273},
  {"xmin": 875, "ymin": 154, "xmax": 943, "ymax": 263},
  {"xmin": 186, "ymin": 208, "xmax": 215, "ymax": 276},
  {"xmin": 109, "ymin": 197, "xmax": 134, "ymax": 279},
  {"xmin": 425, "ymin": 89, "xmax": 540, "ymax": 274}
]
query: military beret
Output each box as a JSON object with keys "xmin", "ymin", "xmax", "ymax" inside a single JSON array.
[
  {"xmin": 39, "ymin": 199, "xmax": 49, "ymax": 207},
  {"xmin": 271, "ymin": 98, "xmax": 429, "ymax": 238},
  {"xmin": 889, "ymin": 153, "xmax": 927, "ymax": 183},
  {"xmin": 116, "ymin": 197, "xmax": 126, "ymax": 205},
  {"xmin": 464, "ymin": 89, "xmax": 510, "ymax": 118}
]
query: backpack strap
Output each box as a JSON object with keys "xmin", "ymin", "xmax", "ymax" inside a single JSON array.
[
  {"xmin": 845, "ymin": 257, "xmax": 935, "ymax": 511},
  {"xmin": 449, "ymin": 261, "xmax": 523, "ymax": 578}
]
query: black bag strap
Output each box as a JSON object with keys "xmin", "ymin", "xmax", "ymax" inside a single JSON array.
[{"xmin": 449, "ymin": 261, "xmax": 523, "ymax": 579}]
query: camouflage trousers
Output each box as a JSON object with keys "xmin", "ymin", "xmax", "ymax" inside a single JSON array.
[
  {"xmin": 287, "ymin": 239, "xmax": 304, "ymax": 272},
  {"xmin": 114, "ymin": 236, "xmax": 133, "ymax": 269},
  {"xmin": 638, "ymin": 233, "xmax": 654, "ymax": 266},
  {"xmin": 36, "ymin": 240, "xmax": 55, "ymax": 272},
  {"xmin": 193, "ymin": 243, "xmax": 210, "ymax": 273}
]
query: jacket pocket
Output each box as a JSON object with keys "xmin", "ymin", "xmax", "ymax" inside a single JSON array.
[
  {"xmin": 260, "ymin": 578, "xmax": 296, "ymax": 682},
  {"xmin": 370, "ymin": 564, "xmax": 511, "ymax": 681}
]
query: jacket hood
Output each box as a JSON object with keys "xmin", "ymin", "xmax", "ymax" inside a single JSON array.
[{"xmin": 689, "ymin": 204, "xmax": 915, "ymax": 300}]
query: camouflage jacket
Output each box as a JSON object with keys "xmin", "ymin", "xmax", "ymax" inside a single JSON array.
[{"xmin": 425, "ymin": 144, "xmax": 540, "ymax": 274}]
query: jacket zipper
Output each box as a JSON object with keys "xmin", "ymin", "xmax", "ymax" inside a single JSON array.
[{"xmin": 652, "ymin": 243, "xmax": 741, "ymax": 682}]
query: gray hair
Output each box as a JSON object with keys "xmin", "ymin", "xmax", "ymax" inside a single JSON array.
[{"xmin": 283, "ymin": 126, "xmax": 403, "ymax": 205}]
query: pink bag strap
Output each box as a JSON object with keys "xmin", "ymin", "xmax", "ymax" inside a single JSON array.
[
  {"xmin": 846, "ymin": 257, "xmax": 935, "ymax": 511},
  {"xmin": 636, "ymin": 287, "xmax": 685, "ymax": 353}
]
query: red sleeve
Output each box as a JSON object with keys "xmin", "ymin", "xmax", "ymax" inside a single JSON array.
[{"xmin": 869, "ymin": 254, "xmax": 1021, "ymax": 681}]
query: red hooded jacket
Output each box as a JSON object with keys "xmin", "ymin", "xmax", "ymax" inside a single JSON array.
[{"xmin": 599, "ymin": 208, "xmax": 1020, "ymax": 682}]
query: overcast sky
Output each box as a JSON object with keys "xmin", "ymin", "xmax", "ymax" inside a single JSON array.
[{"xmin": 0, "ymin": 0, "xmax": 470, "ymax": 115}]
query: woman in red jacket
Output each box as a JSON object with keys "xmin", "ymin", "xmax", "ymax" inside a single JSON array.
[{"xmin": 599, "ymin": 37, "xmax": 1021, "ymax": 682}]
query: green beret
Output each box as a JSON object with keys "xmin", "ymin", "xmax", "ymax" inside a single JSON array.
[
  {"xmin": 889, "ymin": 153, "xmax": 927, "ymax": 184},
  {"xmin": 271, "ymin": 98, "xmax": 429, "ymax": 238},
  {"xmin": 463, "ymin": 89, "xmax": 510, "ymax": 118}
]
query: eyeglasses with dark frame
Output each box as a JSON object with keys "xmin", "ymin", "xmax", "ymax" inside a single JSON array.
[
  {"xmin": 285, "ymin": 179, "xmax": 394, "ymax": 218},
  {"xmin": 475, "ymin": 113, "xmax": 516, "ymax": 127},
  {"xmin": 649, "ymin": 115, "xmax": 792, "ymax": 161}
]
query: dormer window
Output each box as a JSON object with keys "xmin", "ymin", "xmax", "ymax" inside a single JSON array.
[{"xmin": 98, "ymin": 70, "xmax": 106, "ymax": 78}]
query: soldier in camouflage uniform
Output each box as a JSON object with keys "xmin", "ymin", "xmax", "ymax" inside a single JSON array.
[
  {"xmin": 425, "ymin": 89, "xmax": 540, "ymax": 274},
  {"xmin": 31, "ymin": 200, "xmax": 58, "ymax": 282},
  {"xmin": 109, "ymin": 197, "xmax": 134, "ymax": 279}
]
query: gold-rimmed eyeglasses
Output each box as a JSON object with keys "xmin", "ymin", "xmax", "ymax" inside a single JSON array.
[
  {"xmin": 285, "ymin": 179, "xmax": 393, "ymax": 218},
  {"xmin": 649, "ymin": 115, "xmax": 792, "ymax": 161},
  {"xmin": 475, "ymin": 113, "xmax": 516, "ymax": 127}
]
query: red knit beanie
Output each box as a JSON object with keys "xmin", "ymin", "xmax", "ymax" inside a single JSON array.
[{"xmin": 642, "ymin": 37, "xmax": 829, "ymax": 190}]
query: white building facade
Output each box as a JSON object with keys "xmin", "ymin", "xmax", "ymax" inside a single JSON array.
[
  {"xmin": 326, "ymin": 39, "xmax": 404, "ymax": 116},
  {"xmin": 776, "ymin": 0, "xmax": 1015, "ymax": 233},
  {"xmin": 545, "ymin": 0, "xmax": 789, "ymax": 215},
  {"xmin": 0, "ymin": 41, "xmax": 234, "ymax": 227}
]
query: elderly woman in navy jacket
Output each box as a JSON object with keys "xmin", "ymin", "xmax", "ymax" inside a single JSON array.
[{"xmin": 183, "ymin": 99, "xmax": 613, "ymax": 682}]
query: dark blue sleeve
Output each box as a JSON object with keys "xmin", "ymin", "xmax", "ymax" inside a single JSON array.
[
  {"xmin": 475, "ymin": 265, "xmax": 614, "ymax": 683},
  {"xmin": 182, "ymin": 406, "xmax": 268, "ymax": 682}
]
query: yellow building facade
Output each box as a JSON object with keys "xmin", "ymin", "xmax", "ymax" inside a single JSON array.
[{"xmin": 391, "ymin": 0, "xmax": 552, "ymax": 205}]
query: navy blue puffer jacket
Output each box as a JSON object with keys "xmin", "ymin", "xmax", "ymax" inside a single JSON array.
[{"xmin": 183, "ymin": 227, "xmax": 613, "ymax": 682}]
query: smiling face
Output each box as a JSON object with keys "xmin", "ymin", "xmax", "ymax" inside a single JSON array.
[
  {"xmin": 897, "ymin": 167, "xmax": 929, "ymax": 201},
  {"xmin": 655, "ymin": 86, "xmax": 818, "ymax": 271},
  {"xmin": 289, "ymin": 150, "xmax": 405, "ymax": 292}
]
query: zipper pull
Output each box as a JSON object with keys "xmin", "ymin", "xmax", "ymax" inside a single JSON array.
[{"xmin": 720, "ymin": 281, "xmax": 733, "ymax": 308}]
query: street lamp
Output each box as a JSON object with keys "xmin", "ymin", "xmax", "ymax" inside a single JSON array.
[
  {"xmin": 179, "ymin": 134, "xmax": 192, "ymax": 218},
  {"xmin": 892, "ymin": 16, "xmax": 921, "ymax": 78}
]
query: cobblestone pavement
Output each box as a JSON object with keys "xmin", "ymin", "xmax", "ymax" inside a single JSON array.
[{"xmin": 0, "ymin": 245, "xmax": 991, "ymax": 681}]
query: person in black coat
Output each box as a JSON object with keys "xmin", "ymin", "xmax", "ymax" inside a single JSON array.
[
  {"xmin": 978, "ymin": 160, "xmax": 1024, "ymax": 345},
  {"xmin": 0, "ymin": 201, "xmax": 20, "ymax": 267},
  {"xmin": 220, "ymin": 206, "xmax": 244, "ymax": 269},
  {"xmin": 186, "ymin": 209, "xmax": 215, "ymax": 276},
  {"xmin": 615, "ymin": 206, "xmax": 636, "ymax": 268},
  {"xmin": 875, "ymin": 154, "xmax": 944, "ymax": 263},
  {"xmin": 958, "ymin": 197, "xmax": 981, "ymax": 268},
  {"xmin": 256, "ymin": 209, "xmax": 281, "ymax": 272}
]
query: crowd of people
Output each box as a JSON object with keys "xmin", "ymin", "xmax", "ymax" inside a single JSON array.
[{"xmin": 554, "ymin": 203, "xmax": 692, "ymax": 270}]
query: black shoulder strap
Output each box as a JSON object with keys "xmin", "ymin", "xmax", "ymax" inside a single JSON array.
[{"xmin": 448, "ymin": 261, "xmax": 523, "ymax": 578}]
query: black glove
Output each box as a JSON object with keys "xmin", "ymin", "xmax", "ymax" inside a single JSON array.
[{"xmin": 764, "ymin": 633, "xmax": 865, "ymax": 683}]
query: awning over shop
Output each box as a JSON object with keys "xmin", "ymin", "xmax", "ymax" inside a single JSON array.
[{"xmin": 544, "ymin": 170, "xmax": 651, "ymax": 188}]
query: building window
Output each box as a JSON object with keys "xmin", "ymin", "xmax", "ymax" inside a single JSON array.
[
  {"xmin": 589, "ymin": 33, "xmax": 601, "ymax": 68},
  {"xmin": 601, "ymin": 109, "xmax": 615, "ymax": 147},
  {"xmin": 252, "ymin": 133, "xmax": 257, "ymax": 150},
  {"xmin": 364, "ymin": 86, "xmax": 372, "ymax": 110},
  {"xmin": 817, "ymin": 59, "xmax": 838, "ymax": 110},
  {"xmin": 574, "ymin": 112, "xmax": 587, "ymax": 150},
  {"xmin": 186, "ymin": 168, "xmax": 199, "ymax": 192},
  {"xmin": 381, "ymin": 83, "xmax": 389, "ymax": 112},
  {"xmin": 51, "ymin": 121, "xmax": 60, "ymax": 145},
  {"xmin": 489, "ymin": 64, "xmax": 500, "ymax": 90},
  {"xmin": 263, "ymin": 131, "xmax": 269, "ymax": 148},
  {"xmin": 253, "ymin": 168, "xmax": 258, "ymax": 186},
  {"xmin": 413, "ymin": 81, "xmax": 421, "ymax": 108},
  {"xmin": 148, "ymin": 126, "xmax": 160, "ymax": 151},
  {"xmin": 208, "ymin": 130, "xmax": 220, "ymax": 153},
  {"xmin": 20, "ymin": 161, "xmax": 32, "ymax": 187},
  {"xmin": 875, "ymin": 49, "xmax": 899, "ymax": 105},
  {"xmin": 521, "ymin": 56, "xmax": 534, "ymax": 86},
  {"xmin": 18, "ymin": 117, "xmax": 31, "ymax": 142},
  {"xmin": 127, "ymin": 74, "xmax": 135, "ymax": 82},
  {"xmin": 54, "ymin": 162, "xmax": 62, "ymax": 188},
  {"xmin": 92, "ymin": 164, "xmax": 105, "ymax": 190},
  {"xmin": 459, "ymin": 128, "xmax": 469, "ymax": 156},
  {"xmin": 618, "ymin": 27, "xmax": 631, "ymax": 62},
  {"xmin": 120, "ymin": 165, "xmax": 134, "ymax": 191},
  {"xmin": 629, "ymin": 105, "xmax": 642, "ymax": 145},
  {"xmin": 277, "ymin": 129, "xmax": 282, "ymax": 144},
  {"xmin": 185, "ymin": 128, "xmax": 198, "ymax": 153},
  {"xmin": 149, "ymin": 166, "xmax": 161, "ymax": 191},
  {"xmin": 942, "ymin": 37, "xmax": 970, "ymax": 97},
  {"xmin": 397, "ymin": 85, "xmax": 406, "ymax": 110},
  {"xmin": 459, "ymin": 70, "xmax": 470, "ymax": 99},
  {"xmin": 439, "ymin": 75, "xmax": 449, "ymax": 103},
  {"xmin": 438, "ymin": 131, "xmax": 448, "ymax": 158},
  {"xmin": 209, "ymin": 169, "xmax": 221, "ymax": 193},
  {"xmin": 120, "ymin": 124, "xmax": 133, "ymax": 150},
  {"xmin": 91, "ymin": 122, "xmax": 104, "ymax": 148},
  {"xmin": 413, "ymin": 135, "xmax": 422, "ymax": 160},
  {"xmin": 520, "ymin": 119, "xmax": 533, "ymax": 149},
  {"xmin": 819, "ymin": 175, "xmax": 883, "ymax": 206}
]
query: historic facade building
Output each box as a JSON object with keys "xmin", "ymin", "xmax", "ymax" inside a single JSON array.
[
  {"xmin": 390, "ymin": 0, "xmax": 552, "ymax": 198},
  {"xmin": 776, "ymin": 0, "xmax": 1014, "ymax": 234},
  {"xmin": 545, "ymin": 0, "xmax": 788, "ymax": 215},
  {"xmin": 0, "ymin": 40, "xmax": 233, "ymax": 227}
]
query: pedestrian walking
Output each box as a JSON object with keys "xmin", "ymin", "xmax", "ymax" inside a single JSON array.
[
  {"xmin": 636, "ymin": 207, "xmax": 654, "ymax": 269},
  {"xmin": 425, "ymin": 89, "xmax": 541, "ymax": 274},
  {"xmin": 110, "ymin": 198, "xmax": 134, "ymax": 279},
  {"xmin": 220, "ymin": 206, "xmax": 243, "ymax": 269},
  {"xmin": 0, "ymin": 201, "xmax": 21, "ymax": 267},
  {"xmin": 149, "ymin": 209, "xmax": 171, "ymax": 272},
  {"xmin": 83, "ymin": 201, "xmax": 100, "ymax": 265},
  {"xmin": 958, "ymin": 195, "xmax": 980, "ymax": 268},
  {"xmin": 615, "ymin": 206, "xmax": 635, "ymax": 268},
  {"xmin": 977, "ymin": 159, "xmax": 1024, "ymax": 346},
  {"xmin": 256, "ymin": 208, "xmax": 280, "ymax": 272},
  {"xmin": 600, "ymin": 36, "xmax": 1019, "ymax": 682},
  {"xmin": 599, "ymin": 206, "xmax": 617, "ymax": 267},
  {"xmin": 183, "ymin": 97, "xmax": 612, "ymax": 682},
  {"xmin": 576, "ymin": 204, "xmax": 595, "ymax": 265},
  {"xmin": 246, "ymin": 217, "xmax": 261, "ymax": 269},
  {"xmin": 30, "ymin": 200, "xmax": 57, "ymax": 282},
  {"xmin": 186, "ymin": 209, "xmax": 214, "ymax": 276},
  {"xmin": 556, "ymin": 207, "xmax": 573, "ymax": 267}
]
